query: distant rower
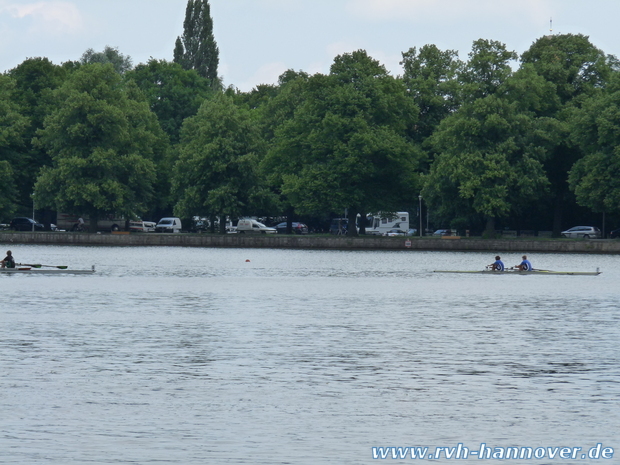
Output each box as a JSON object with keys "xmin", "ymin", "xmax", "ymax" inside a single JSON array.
[
  {"xmin": 515, "ymin": 255, "xmax": 532, "ymax": 271},
  {"xmin": 489, "ymin": 255, "xmax": 504, "ymax": 271}
]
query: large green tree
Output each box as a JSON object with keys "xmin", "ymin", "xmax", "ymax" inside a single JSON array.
[
  {"xmin": 126, "ymin": 59, "xmax": 214, "ymax": 143},
  {"xmin": 8, "ymin": 58, "xmax": 68, "ymax": 214},
  {"xmin": 33, "ymin": 64, "xmax": 169, "ymax": 231},
  {"xmin": 174, "ymin": 0, "xmax": 220, "ymax": 86},
  {"xmin": 264, "ymin": 50, "xmax": 422, "ymax": 235},
  {"xmin": 400, "ymin": 44, "xmax": 463, "ymax": 144},
  {"xmin": 425, "ymin": 92, "xmax": 549, "ymax": 234},
  {"xmin": 568, "ymin": 72, "xmax": 620, "ymax": 215},
  {"xmin": 520, "ymin": 33, "xmax": 618, "ymax": 234},
  {"xmin": 0, "ymin": 75, "xmax": 29, "ymax": 220},
  {"xmin": 172, "ymin": 93, "xmax": 270, "ymax": 232}
]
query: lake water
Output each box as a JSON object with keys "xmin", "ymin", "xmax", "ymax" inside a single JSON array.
[{"xmin": 1, "ymin": 245, "xmax": 618, "ymax": 464}]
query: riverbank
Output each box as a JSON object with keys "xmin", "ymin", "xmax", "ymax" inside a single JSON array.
[{"xmin": 2, "ymin": 231, "xmax": 620, "ymax": 253}]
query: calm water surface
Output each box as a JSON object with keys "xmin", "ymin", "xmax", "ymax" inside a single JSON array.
[{"xmin": 1, "ymin": 245, "xmax": 618, "ymax": 464}]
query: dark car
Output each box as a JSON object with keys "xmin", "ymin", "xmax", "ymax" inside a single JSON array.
[
  {"xmin": 275, "ymin": 222, "xmax": 309, "ymax": 234},
  {"xmin": 11, "ymin": 217, "xmax": 45, "ymax": 231},
  {"xmin": 610, "ymin": 228, "xmax": 620, "ymax": 239}
]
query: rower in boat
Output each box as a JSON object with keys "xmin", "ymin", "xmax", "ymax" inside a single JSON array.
[
  {"xmin": 515, "ymin": 255, "xmax": 532, "ymax": 271},
  {"xmin": 1, "ymin": 250, "xmax": 15, "ymax": 269},
  {"xmin": 488, "ymin": 255, "xmax": 504, "ymax": 271}
]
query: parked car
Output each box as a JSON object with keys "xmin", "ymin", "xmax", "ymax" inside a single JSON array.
[
  {"xmin": 275, "ymin": 222, "xmax": 308, "ymax": 234},
  {"xmin": 560, "ymin": 226, "xmax": 601, "ymax": 239},
  {"xmin": 129, "ymin": 220, "xmax": 156, "ymax": 232},
  {"xmin": 609, "ymin": 228, "xmax": 620, "ymax": 239},
  {"xmin": 383, "ymin": 228, "xmax": 407, "ymax": 236},
  {"xmin": 433, "ymin": 229, "xmax": 451, "ymax": 236},
  {"xmin": 236, "ymin": 219, "xmax": 276, "ymax": 234},
  {"xmin": 155, "ymin": 217, "xmax": 182, "ymax": 233},
  {"xmin": 10, "ymin": 217, "xmax": 45, "ymax": 231}
]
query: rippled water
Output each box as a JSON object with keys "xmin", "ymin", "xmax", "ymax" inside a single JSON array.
[{"xmin": 1, "ymin": 245, "xmax": 619, "ymax": 464}]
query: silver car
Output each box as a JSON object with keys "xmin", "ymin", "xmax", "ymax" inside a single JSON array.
[{"xmin": 561, "ymin": 226, "xmax": 601, "ymax": 239}]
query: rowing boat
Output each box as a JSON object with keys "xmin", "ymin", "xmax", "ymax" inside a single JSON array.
[
  {"xmin": 433, "ymin": 269, "xmax": 601, "ymax": 276},
  {"xmin": 0, "ymin": 266, "xmax": 96, "ymax": 275}
]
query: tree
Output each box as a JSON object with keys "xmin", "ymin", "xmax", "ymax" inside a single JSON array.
[
  {"xmin": 425, "ymin": 94, "xmax": 549, "ymax": 234},
  {"xmin": 172, "ymin": 93, "xmax": 269, "ymax": 232},
  {"xmin": 0, "ymin": 75, "xmax": 28, "ymax": 219},
  {"xmin": 8, "ymin": 58, "xmax": 68, "ymax": 214},
  {"xmin": 400, "ymin": 44, "xmax": 463, "ymax": 143},
  {"xmin": 520, "ymin": 34, "xmax": 618, "ymax": 233},
  {"xmin": 460, "ymin": 39, "xmax": 517, "ymax": 102},
  {"xmin": 174, "ymin": 0, "xmax": 220, "ymax": 86},
  {"xmin": 568, "ymin": 72, "xmax": 620, "ymax": 214},
  {"xmin": 264, "ymin": 51, "xmax": 422, "ymax": 235},
  {"xmin": 80, "ymin": 45, "xmax": 133, "ymax": 75},
  {"xmin": 33, "ymin": 64, "xmax": 169, "ymax": 231},
  {"xmin": 126, "ymin": 59, "xmax": 214, "ymax": 143}
]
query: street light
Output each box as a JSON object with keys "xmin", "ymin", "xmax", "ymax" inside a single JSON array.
[
  {"xmin": 418, "ymin": 194, "xmax": 422, "ymax": 237},
  {"xmin": 32, "ymin": 193, "xmax": 35, "ymax": 232}
]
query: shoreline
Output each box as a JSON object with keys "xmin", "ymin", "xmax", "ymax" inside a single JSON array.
[{"xmin": 2, "ymin": 231, "xmax": 620, "ymax": 254}]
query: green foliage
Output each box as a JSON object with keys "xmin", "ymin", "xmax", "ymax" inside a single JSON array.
[
  {"xmin": 264, "ymin": 50, "xmax": 422, "ymax": 230},
  {"xmin": 80, "ymin": 46, "xmax": 133, "ymax": 75},
  {"xmin": 126, "ymin": 59, "xmax": 214, "ymax": 143},
  {"xmin": 401, "ymin": 45, "xmax": 463, "ymax": 142},
  {"xmin": 460, "ymin": 39, "xmax": 517, "ymax": 102},
  {"xmin": 172, "ymin": 93, "xmax": 270, "ymax": 222},
  {"xmin": 33, "ymin": 64, "xmax": 168, "ymax": 227},
  {"xmin": 568, "ymin": 72, "xmax": 620, "ymax": 212},
  {"xmin": 7, "ymin": 58, "xmax": 69, "ymax": 210},
  {"xmin": 0, "ymin": 74, "xmax": 29, "ymax": 218},
  {"xmin": 521, "ymin": 34, "xmax": 615, "ymax": 104},
  {"xmin": 425, "ymin": 95, "xmax": 549, "ymax": 227},
  {"xmin": 175, "ymin": 0, "xmax": 220, "ymax": 86}
]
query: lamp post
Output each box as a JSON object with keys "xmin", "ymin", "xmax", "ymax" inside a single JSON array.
[
  {"xmin": 418, "ymin": 194, "xmax": 422, "ymax": 237},
  {"xmin": 32, "ymin": 193, "xmax": 35, "ymax": 232}
]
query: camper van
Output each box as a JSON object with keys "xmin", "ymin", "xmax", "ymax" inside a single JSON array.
[
  {"xmin": 236, "ymin": 219, "xmax": 276, "ymax": 234},
  {"xmin": 364, "ymin": 212, "xmax": 410, "ymax": 236}
]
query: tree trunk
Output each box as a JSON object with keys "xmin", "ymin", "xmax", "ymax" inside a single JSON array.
[
  {"xmin": 552, "ymin": 196, "xmax": 563, "ymax": 237},
  {"xmin": 219, "ymin": 215, "xmax": 227, "ymax": 234},
  {"xmin": 484, "ymin": 216, "xmax": 495, "ymax": 237},
  {"xmin": 347, "ymin": 209, "xmax": 358, "ymax": 237}
]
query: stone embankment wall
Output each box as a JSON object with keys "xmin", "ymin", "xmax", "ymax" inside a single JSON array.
[{"xmin": 2, "ymin": 232, "xmax": 620, "ymax": 254}]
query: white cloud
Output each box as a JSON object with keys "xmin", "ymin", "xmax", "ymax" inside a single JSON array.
[
  {"xmin": 1, "ymin": 1, "xmax": 84, "ymax": 34},
  {"xmin": 346, "ymin": 0, "xmax": 553, "ymax": 25}
]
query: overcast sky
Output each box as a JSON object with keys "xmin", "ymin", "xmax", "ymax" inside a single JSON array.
[{"xmin": 1, "ymin": 0, "xmax": 619, "ymax": 92}]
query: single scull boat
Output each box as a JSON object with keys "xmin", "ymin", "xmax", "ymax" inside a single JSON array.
[{"xmin": 0, "ymin": 266, "xmax": 96, "ymax": 275}]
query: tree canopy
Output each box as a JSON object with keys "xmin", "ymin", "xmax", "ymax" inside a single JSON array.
[{"xmin": 33, "ymin": 64, "xmax": 168, "ymax": 231}]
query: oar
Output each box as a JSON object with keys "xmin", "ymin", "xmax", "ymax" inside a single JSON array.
[{"xmin": 18, "ymin": 263, "xmax": 68, "ymax": 269}]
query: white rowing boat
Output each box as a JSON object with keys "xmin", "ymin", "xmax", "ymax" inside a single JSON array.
[
  {"xmin": 433, "ymin": 268, "xmax": 601, "ymax": 276},
  {"xmin": 0, "ymin": 266, "xmax": 96, "ymax": 275}
]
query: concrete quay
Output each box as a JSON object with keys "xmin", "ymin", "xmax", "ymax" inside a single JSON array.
[{"xmin": 2, "ymin": 232, "xmax": 620, "ymax": 254}]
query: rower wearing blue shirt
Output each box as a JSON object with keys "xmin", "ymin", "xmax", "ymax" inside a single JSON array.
[
  {"xmin": 489, "ymin": 255, "xmax": 504, "ymax": 271},
  {"xmin": 515, "ymin": 255, "xmax": 532, "ymax": 271}
]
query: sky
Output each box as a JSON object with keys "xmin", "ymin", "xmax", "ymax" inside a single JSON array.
[{"xmin": 1, "ymin": 0, "xmax": 619, "ymax": 92}]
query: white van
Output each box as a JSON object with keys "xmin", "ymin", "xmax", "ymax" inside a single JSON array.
[
  {"xmin": 155, "ymin": 217, "xmax": 182, "ymax": 233},
  {"xmin": 236, "ymin": 219, "xmax": 276, "ymax": 234}
]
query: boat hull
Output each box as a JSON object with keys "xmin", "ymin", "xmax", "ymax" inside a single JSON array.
[
  {"xmin": 433, "ymin": 270, "xmax": 601, "ymax": 275},
  {"xmin": 0, "ymin": 267, "xmax": 95, "ymax": 275}
]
